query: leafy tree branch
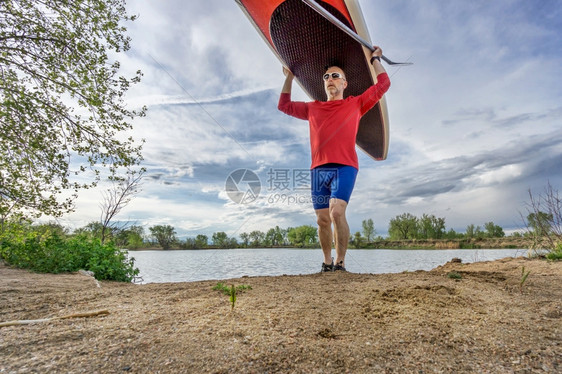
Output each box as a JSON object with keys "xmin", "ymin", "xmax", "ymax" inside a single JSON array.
[{"xmin": 1, "ymin": 0, "xmax": 146, "ymax": 219}]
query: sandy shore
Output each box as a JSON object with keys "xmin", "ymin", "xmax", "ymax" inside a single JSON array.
[{"xmin": 1, "ymin": 257, "xmax": 560, "ymax": 373}]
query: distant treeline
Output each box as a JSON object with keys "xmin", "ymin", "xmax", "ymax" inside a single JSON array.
[{"xmin": 14, "ymin": 213, "xmax": 530, "ymax": 251}]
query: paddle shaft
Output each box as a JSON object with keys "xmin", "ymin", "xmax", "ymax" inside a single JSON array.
[{"xmin": 301, "ymin": 0, "xmax": 412, "ymax": 66}]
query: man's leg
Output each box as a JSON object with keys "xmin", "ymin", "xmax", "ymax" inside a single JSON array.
[
  {"xmin": 328, "ymin": 165, "xmax": 356, "ymax": 268},
  {"xmin": 329, "ymin": 198, "xmax": 349, "ymax": 267},
  {"xmin": 315, "ymin": 208, "xmax": 333, "ymax": 265}
]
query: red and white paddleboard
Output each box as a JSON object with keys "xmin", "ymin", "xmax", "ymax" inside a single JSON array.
[{"xmin": 236, "ymin": 0, "xmax": 390, "ymax": 160}]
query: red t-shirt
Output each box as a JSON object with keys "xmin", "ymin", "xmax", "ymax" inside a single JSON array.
[{"xmin": 278, "ymin": 72, "xmax": 390, "ymax": 169}]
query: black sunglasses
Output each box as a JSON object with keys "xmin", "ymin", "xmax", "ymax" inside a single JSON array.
[{"xmin": 323, "ymin": 72, "xmax": 344, "ymax": 80}]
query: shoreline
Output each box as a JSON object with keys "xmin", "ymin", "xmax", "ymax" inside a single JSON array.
[{"xmin": 127, "ymin": 237, "xmax": 534, "ymax": 251}]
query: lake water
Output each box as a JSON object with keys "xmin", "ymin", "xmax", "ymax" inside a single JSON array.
[{"xmin": 129, "ymin": 248, "xmax": 526, "ymax": 284}]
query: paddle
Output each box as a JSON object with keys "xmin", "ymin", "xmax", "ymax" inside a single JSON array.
[{"xmin": 301, "ymin": 0, "xmax": 413, "ymax": 66}]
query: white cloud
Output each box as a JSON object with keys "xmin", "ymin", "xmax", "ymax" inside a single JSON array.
[{"xmin": 49, "ymin": 0, "xmax": 562, "ymax": 239}]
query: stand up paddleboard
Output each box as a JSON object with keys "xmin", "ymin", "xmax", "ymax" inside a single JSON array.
[{"xmin": 236, "ymin": 0, "xmax": 391, "ymax": 160}]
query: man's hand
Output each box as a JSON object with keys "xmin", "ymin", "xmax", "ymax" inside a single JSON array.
[
  {"xmin": 283, "ymin": 66, "xmax": 294, "ymax": 80},
  {"xmin": 371, "ymin": 46, "xmax": 383, "ymax": 59}
]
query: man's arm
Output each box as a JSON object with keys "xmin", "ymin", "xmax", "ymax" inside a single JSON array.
[
  {"xmin": 281, "ymin": 66, "xmax": 294, "ymax": 94},
  {"xmin": 278, "ymin": 67, "xmax": 308, "ymax": 120},
  {"xmin": 370, "ymin": 46, "xmax": 387, "ymax": 76},
  {"xmin": 357, "ymin": 46, "xmax": 390, "ymax": 115}
]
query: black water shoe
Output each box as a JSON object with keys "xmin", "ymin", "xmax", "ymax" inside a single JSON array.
[
  {"xmin": 321, "ymin": 258, "xmax": 334, "ymax": 272},
  {"xmin": 333, "ymin": 261, "xmax": 346, "ymax": 272}
]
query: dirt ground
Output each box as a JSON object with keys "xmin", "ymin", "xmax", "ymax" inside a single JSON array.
[{"xmin": 1, "ymin": 257, "xmax": 560, "ymax": 373}]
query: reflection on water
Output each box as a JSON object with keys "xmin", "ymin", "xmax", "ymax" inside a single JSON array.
[{"xmin": 130, "ymin": 248, "xmax": 526, "ymax": 284}]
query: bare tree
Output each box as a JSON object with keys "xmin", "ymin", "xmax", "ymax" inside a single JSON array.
[
  {"xmin": 523, "ymin": 182, "xmax": 562, "ymax": 253},
  {"xmin": 100, "ymin": 169, "xmax": 145, "ymax": 244}
]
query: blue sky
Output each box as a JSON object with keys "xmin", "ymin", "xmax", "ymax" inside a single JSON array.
[{"xmin": 58, "ymin": 0, "xmax": 562, "ymax": 239}]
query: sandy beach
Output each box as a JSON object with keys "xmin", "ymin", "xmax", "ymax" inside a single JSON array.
[{"xmin": 1, "ymin": 257, "xmax": 560, "ymax": 373}]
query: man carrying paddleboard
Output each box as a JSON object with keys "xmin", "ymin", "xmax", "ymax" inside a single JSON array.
[{"xmin": 278, "ymin": 46, "xmax": 390, "ymax": 272}]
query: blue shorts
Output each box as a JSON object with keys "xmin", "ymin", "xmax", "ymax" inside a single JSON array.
[{"xmin": 311, "ymin": 163, "xmax": 358, "ymax": 210}]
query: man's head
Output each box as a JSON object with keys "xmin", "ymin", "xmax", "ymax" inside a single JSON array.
[{"xmin": 323, "ymin": 66, "xmax": 347, "ymax": 101}]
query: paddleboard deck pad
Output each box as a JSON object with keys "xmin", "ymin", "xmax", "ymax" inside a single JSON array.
[{"xmin": 236, "ymin": 0, "xmax": 390, "ymax": 160}]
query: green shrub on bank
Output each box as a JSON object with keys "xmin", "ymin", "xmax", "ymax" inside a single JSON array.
[
  {"xmin": 0, "ymin": 226, "xmax": 139, "ymax": 282},
  {"xmin": 546, "ymin": 243, "xmax": 562, "ymax": 261}
]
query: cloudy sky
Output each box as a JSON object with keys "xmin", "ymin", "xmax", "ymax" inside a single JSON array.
[{"xmin": 59, "ymin": 0, "xmax": 562, "ymax": 239}]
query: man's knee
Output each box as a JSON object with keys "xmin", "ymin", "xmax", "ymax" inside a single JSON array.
[
  {"xmin": 330, "ymin": 209, "xmax": 345, "ymax": 223},
  {"xmin": 329, "ymin": 200, "xmax": 347, "ymax": 223},
  {"xmin": 316, "ymin": 210, "xmax": 331, "ymax": 228}
]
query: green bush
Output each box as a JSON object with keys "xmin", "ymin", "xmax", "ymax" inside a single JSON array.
[
  {"xmin": 447, "ymin": 271, "xmax": 462, "ymax": 280},
  {"xmin": 0, "ymin": 225, "xmax": 138, "ymax": 282},
  {"xmin": 459, "ymin": 241, "xmax": 480, "ymax": 249},
  {"xmin": 546, "ymin": 243, "xmax": 562, "ymax": 261}
]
